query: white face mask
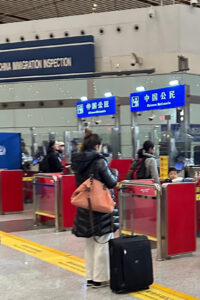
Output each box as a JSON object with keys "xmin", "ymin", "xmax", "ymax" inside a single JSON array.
[{"xmin": 103, "ymin": 148, "xmax": 108, "ymax": 154}]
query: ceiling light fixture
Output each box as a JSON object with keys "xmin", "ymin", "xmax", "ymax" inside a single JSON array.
[
  {"xmin": 169, "ymin": 80, "xmax": 179, "ymax": 86},
  {"xmin": 104, "ymin": 92, "xmax": 112, "ymax": 97},
  {"xmin": 136, "ymin": 86, "xmax": 145, "ymax": 92}
]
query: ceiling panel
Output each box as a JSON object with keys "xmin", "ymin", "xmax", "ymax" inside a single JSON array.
[{"xmin": 0, "ymin": 0, "xmax": 193, "ymax": 24}]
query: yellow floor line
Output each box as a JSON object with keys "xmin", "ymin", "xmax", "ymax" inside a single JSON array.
[{"xmin": 0, "ymin": 230, "xmax": 199, "ymax": 300}]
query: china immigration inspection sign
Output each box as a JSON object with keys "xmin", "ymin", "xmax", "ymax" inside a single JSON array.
[
  {"xmin": 130, "ymin": 85, "xmax": 185, "ymax": 112},
  {"xmin": 0, "ymin": 36, "xmax": 94, "ymax": 82}
]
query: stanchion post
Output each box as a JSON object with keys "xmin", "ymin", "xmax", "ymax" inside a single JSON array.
[
  {"xmin": 156, "ymin": 188, "xmax": 164, "ymax": 260},
  {"xmin": 157, "ymin": 185, "xmax": 168, "ymax": 260},
  {"xmin": 53, "ymin": 176, "xmax": 60, "ymax": 232},
  {"xmin": 119, "ymin": 187, "xmax": 124, "ymax": 235},
  {"xmin": 56, "ymin": 176, "xmax": 63, "ymax": 232}
]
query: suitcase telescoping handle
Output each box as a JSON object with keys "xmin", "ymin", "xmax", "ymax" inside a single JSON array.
[{"xmin": 118, "ymin": 186, "xmax": 132, "ymax": 192}]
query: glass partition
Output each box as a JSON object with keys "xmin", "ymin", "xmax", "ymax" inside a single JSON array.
[
  {"xmin": 0, "ymin": 78, "xmax": 88, "ymax": 102},
  {"xmin": 0, "ymin": 72, "xmax": 200, "ymax": 167},
  {"xmin": 1, "ymin": 73, "xmax": 200, "ymax": 103},
  {"xmin": 93, "ymin": 73, "xmax": 184, "ymax": 98}
]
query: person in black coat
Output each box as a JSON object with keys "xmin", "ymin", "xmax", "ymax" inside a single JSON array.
[
  {"xmin": 71, "ymin": 129, "xmax": 119, "ymax": 288},
  {"xmin": 47, "ymin": 140, "xmax": 64, "ymax": 173}
]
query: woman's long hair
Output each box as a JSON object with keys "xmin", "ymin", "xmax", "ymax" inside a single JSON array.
[{"xmin": 81, "ymin": 129, "xmax": 102, "ymax": 151}]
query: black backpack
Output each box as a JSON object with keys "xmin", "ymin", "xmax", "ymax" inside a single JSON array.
[
  {"xmin": 39, "ymin": 155, "xmax": 49, "ymax": 172},
  {"xmin": 126, "ymin": 158, "xmax": 147, "ymax": 180}
]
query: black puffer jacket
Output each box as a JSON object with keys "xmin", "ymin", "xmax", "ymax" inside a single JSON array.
[
  {"xmin": 71, "ymin": 150, "xmax": 119, "ymax": 238},
  {"xmin": 47, "ymin": 149, "xmax": 64, "ymax": 173}
]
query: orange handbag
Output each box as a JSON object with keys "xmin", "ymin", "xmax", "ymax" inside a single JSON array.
[{"xmin": 71, "ymin": 176, "xmax": 114, "ymax": 213}]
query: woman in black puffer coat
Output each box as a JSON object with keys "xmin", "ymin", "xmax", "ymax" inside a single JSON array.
[{"xmin": 71, "ymin": 129, "xmax": 119, "ymax": 288}]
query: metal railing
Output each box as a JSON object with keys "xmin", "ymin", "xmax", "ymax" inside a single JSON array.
[
  {"xmin": 33, "ymin": 174, "xmax": 62, "ymax": 231},
  {"xmin": 119, "ymin": 180, "xmax": 196, "ymax": 260}
]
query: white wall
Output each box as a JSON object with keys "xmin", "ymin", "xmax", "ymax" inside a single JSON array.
[{"xmin": 0, "ymin": 5, "xmax": 200, "ymax": 73}]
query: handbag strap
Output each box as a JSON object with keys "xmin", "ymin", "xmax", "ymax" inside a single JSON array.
[{"xmin": 87, "ymin": 178, "xmax": 113, "ymax": 244}]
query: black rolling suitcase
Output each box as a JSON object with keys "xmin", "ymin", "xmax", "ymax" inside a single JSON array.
[{"xmin": 109, "ymin": 234, "xmax": 153, "ymax": 293}]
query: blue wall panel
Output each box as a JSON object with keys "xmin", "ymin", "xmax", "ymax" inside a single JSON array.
[{"xmin": 0, "ymin": 133, "xmax": 21, "ymax": 169}]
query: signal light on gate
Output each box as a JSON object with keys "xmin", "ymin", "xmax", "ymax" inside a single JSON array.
[{"xmin": 177, "ymin": 109, "xmax": 184, "ymax": 123}]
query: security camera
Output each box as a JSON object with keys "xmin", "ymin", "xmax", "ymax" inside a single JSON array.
[
  {"xmin": 190, "ymin": 0, "xmax": 198, "ymax": 7},
  {"xmin": 148, "ymin": 7, "xmax": 155, "ymax": 18},
  {"xmin": 148, "ymin": 116, "xmax": 154, "ymax": 121},
  {"xmin": 95, "ymin": 120, "xmax": 102, "ymax": 125},
  {"xmin": 130, "ymin": 53, "xmax": 143, "ymax": 66},
  {"xmin": 137, "ymin": 112, "xmax": 142, "ymax": 116},
  {"xmin": 148, "ymin": 112, "xmax": 156, "ymax": 121},
  {"xmin": 130, "ymin": 59, "xmax": 136, "ymax": 67}
]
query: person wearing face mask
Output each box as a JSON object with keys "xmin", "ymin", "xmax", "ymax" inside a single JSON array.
[
  {"xmin": 56, "ymin": 141, "xmax": 71, "ymax": 173},
  {"xmin": 57, "ymin": 141, "xmax": 65, "ymax": 162},
  {"xmin": 102, "ymin": 144, "xmax": 112, "ymax": 162}
]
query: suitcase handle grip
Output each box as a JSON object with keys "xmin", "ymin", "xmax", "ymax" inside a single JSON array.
[{"xmin": 118, "ymin": 187, "xmax": 132, "ymax": 192}]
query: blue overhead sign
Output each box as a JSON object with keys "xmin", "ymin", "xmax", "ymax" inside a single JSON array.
[
  {"xmin": 130, "ymin": 85, "xmax": 185, "ymax": 112},
  {"xmin": 0, "ymin": 36, "xmax": 94, "ymax": 82},
  {"xmin": 76, "ymin": 96, "xmax": 116, "ymax": 118}
]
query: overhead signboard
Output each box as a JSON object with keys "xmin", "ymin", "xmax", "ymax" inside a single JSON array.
[
  {"xmin": 130, "ymin": 85, "xmax": 185, "ymax": 112},
  {"xmin": 76, "ymin": 96, "xmax": 116, "ymax": 118},
  {"xmin": 0, "ymin": 35, "xmax": 94, "ymax": 82}
]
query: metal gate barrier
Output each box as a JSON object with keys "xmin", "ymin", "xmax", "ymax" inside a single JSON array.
[
  {"xmin": 34, "ymin": 174, "xmax": 61, "ymax": 231},
  {"xmin": 33, "ymin": 173, "xmax": 76, "ymax": 232},
  {"xmin": 119, "ymin": 180, "xmax": 196, "ymax": 260}
]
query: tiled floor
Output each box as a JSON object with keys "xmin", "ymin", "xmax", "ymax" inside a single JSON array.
[{"xmin": 0, "ymin": 205, "xmax": 200, "ymax": 300}]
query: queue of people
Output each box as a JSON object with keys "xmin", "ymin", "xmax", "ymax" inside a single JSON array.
[{"xmin": 70, "ymin": 132, "xmax": 193, "ymax": 289}]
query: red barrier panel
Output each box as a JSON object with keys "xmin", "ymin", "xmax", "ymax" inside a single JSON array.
[
  {"xmin": 61, "ymin": 175, "xmax": 76, "ymax": 228},
  {"xmin": 123, "ymin": 180, "xmax": 156, "ymax": 237},
  {"xmin": 131, "ymin": 180, "xmax": 156, "ymax": 237},
  {"xmin": 0, "ymin": 170, "xmax": 23, "ymax": 213},
  {"xmin": 109, "ymin": 159, "xmax": 132, "ymax": 182},
  {"xmin": 109, "ymin": 159, "xmax": 132, "ymax": 204},
  {"xmin": 165, "ymin": 183, "xmax": 196, "ymax": 256}
]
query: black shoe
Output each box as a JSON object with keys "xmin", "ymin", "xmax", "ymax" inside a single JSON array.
[
  {"xmin": 87, "ymin": 280, "xmax": 94, "ymax": 286},
  {"xmin": 92, "ymin": 281, "xmax": 109, "ymax": 288}
]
